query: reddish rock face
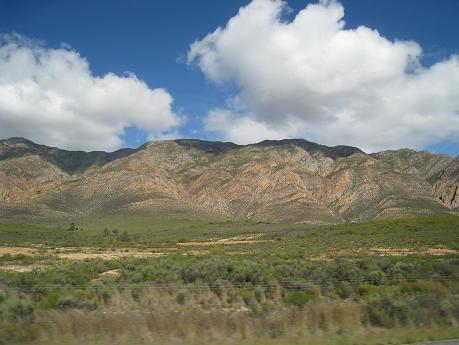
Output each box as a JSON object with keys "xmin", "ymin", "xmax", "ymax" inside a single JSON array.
[{"xmin": 0, "ymin": 137, "xmax": 456, "ymax": 223}]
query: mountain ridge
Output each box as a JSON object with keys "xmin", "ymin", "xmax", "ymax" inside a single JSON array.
[
  {"xmin": 0, "ymin": 137, "xmax": 368, "ymax": 174},
  {"xmin": 0, "ymin": 137, "xmax": 457, "ymax": 223}
]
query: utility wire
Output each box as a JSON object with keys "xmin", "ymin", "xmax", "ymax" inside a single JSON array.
[{"xmin": 2, "ymin": 274, "xmax": 458, "ymax": 291}]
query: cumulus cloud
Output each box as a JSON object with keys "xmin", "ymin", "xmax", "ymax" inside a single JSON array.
[
  {"xmin": 188, "ymin": 0, "xmax": 459, "ymax": 152},
  {"xmin": 0, "ymin": 33, "xmax": 182, "ymax": 151}
]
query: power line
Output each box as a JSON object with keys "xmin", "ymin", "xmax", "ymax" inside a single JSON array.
[{"xmin": 2, "ymin": 274, "xmax": 458, "ymax": 291}]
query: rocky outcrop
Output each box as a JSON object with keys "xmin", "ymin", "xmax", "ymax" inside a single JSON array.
[{"xmin": 432, "ymin": 158, "xmax": 459, "ymax": 209}]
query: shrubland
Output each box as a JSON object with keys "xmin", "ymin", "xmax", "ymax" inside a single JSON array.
[{"xmin": 0, "ymin": 215, "xmax": 458, "ymax": 344}]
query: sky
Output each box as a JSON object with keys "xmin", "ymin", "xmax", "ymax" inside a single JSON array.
[{"xmin": 0, "ymin": 0, "xmax": 458, "ymax": 156}]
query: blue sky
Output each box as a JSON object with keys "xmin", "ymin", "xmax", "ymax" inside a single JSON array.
[{"xmin": 0, "ymin": 0, "xmax": 458, "ymax": 156}]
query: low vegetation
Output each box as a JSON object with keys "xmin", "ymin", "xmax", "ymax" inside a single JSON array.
[{"xmin": 0, "ymin": 215, "xmax": 458, "ymax": 344}]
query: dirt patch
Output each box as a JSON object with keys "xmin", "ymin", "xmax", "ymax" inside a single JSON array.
[
  {"xmin": 0, "ymin": 246, "xmax": 167, "ymax": 261},
  {"xmin": 369, "ymin": 247, "xmax": 457, "ymax": 256},
  {"xmin": 177, "ymin": 235, "xmax": 272, "ymax": 247},
  {"xmin": 181, "ymin": 250, "xmax": 209, "ymax": 255},
  {"xmin": 0, "ymin": 247, "xmax": 38, "ymax": 255},
  {"xmin": 99, "ymin": 269, "xmax": 122, "ymax": 278},
  {"xmin": 210, "ymin": 234, "xmax": 266, "ymax": 241},
  {"xmin": 0, "ymin": 243, "xmax": 254, "ymax": 262},
  {"xmin": 177, "ymin": 240, "xmax": 270, "ymax": 246},
  {"xmin": 309, "ymin": 256, "xmax": 333, "ymax": 262},
  {"xmin": 0, "ymin": 264, "xmax": 46, "ymax": 272},
  {"xmin": 425, "ymin": 248, "xmax": 457, "ymax": 255},
  {"xmin": 56, "ymin": 251, "xmax": 164, "ymax": 260}
]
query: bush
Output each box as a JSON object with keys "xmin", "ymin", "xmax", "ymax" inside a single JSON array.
[
  {"xmin": 56, "ymin": 296, "xmax": 80, "ymax": 310},
  {"xmin": 176, "ymin": 292, "xmax": 186, "ymax": 305},
  {"xmin": 56, "ymin": 296, "xmax": 96, "ymax": 311},
  {"xmin": 337, "ymin": 282, "xmax": 353, "ymax": 299},
  {"xmin": 119, "ymin": 231, "xmax": 131, "ymax": 242},
  {"xmin": 364, "ymin": 295, "xmax": 413, "ymax": 328},
  {"xmin": 284, "ymin": 291, "xmax": 315, "ymax": 307},
  {"xmin": 209, "ymin": 246, "xmax": 224, "ymax": 255},
  {"xmin": 2, "ymin": 299, "xmax": 34, "ymax": 321}
]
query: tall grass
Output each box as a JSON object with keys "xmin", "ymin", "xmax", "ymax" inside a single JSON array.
[{"xmin": 1, "ymin": 299, "xmax": 365, "ymax": 344}]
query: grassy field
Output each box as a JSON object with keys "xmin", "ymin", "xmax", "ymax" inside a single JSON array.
[
  {"xmin": 0, "ymin": 214, "xmax": 458, "ymax": 254},
  {"xmin": 0, "ymin": 215, "xmax": 458, "ymax": 344}
]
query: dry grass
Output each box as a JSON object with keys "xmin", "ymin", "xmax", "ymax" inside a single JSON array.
[
  {"xmin": 27, "ymin": 300, "xmax": 363, "ymax": 345},
  {"xmin": 4, "ymin": 282, "xmax": 458, "ymax": 345},
  {"xmin": 14, "ymin": 302, "xmax": 459, "ymax": 345}
]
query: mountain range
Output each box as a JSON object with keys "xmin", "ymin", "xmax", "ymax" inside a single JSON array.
[{"xmin": 0, "ymin": 137, "xmax": 457, "ymax": 223}]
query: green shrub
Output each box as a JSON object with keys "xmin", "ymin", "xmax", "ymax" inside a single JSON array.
[
  {"xmin": 2, "ymin": 299, "xmax": 34, "ymax": 321},
  {"xmin": 364, "ymin": 295, "xmax": 414, "ymax": 328},
  {"xmin": 283, "ymin": 291, "xmax": 315, "ymax": 307},
  {"xmin": 56, "ymin": 296, "xmax": 80, "ymax": 310},
  {"xmin": 176, "ymin": 292, "xmax": 186, "ymax": 305},
  {"xmin": 337, "ymin": 282, "xmax": 353, "ymax": 299},
  {"xmin": 55, "ymin": 296, "xmax": 96, "ymax": 311},
  {"xmin": 119, "ymin": 231, "xmax": 131, "ymax": 242},
  {"xmin": 209, "ymin": 246, "xmax": 224, "ymax": 255}
]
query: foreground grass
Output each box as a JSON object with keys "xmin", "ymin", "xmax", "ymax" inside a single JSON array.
[
  {"xmin": 1, "ymin": 254, "xmax": 458, "ymax": 344},
  {"xmin": 12, "ymin": 326, "xmax": 459, "ymax": 345}
]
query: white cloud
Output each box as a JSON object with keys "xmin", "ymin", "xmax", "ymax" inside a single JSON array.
[
  {"xmin": 188, "ymin": 0, "xmax": 459, "ymax": 152},
  {"xmin": 0, "ymin": 33, "xmax": 182, "ymax": 151},
  {"xmin": 205, "ymin": 108, "xmax": 304, "ymax": 144}
]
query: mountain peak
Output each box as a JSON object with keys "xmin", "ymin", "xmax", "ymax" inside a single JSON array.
[
  {"xmin": 174, "ymin": 139, "xmax": 241, "ymax": 154},
  {"xmin": 253, "ymin": 138, "xmax": 364, "ymax": 159},
  {"xmin": 1, "ymin": 137, "xmax": 35, "ymax": 145}
]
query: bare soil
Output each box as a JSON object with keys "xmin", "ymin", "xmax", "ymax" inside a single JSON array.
[
  {"xmin": 177, "ymin": 234, "xmax": 272, "ymax": 246},
  {"xmin": 0, "ymin": 247, "xmax": 37, "ymax": 255},
  {"xmin": 369, "ymin": 247, "xmax": 457, "ymax": 256}
]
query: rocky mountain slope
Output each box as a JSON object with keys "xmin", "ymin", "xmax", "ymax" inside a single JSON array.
[{"xmin": 0, "ymin": 137, "xmax": 457, "ymax": 223}]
